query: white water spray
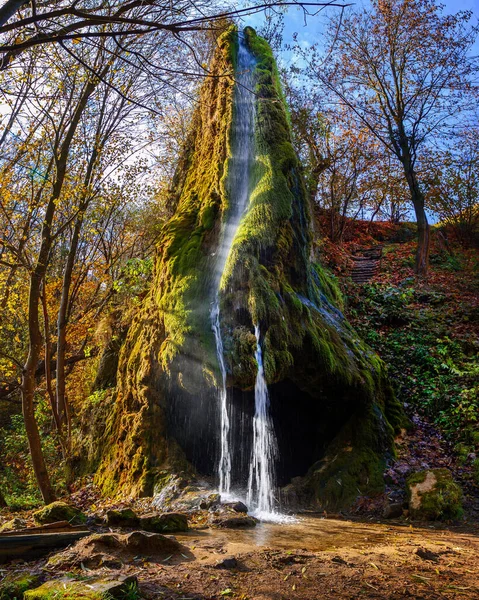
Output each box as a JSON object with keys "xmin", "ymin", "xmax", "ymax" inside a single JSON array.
[
  {"xmin": 247, "ymin": 324, "xmax": 278, "ymax": 517},
  {"xmin": 212, "ymin": 34, "xmax": 256, "ymax": 495}
]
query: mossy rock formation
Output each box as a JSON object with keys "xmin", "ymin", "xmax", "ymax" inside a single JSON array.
[
  {"xmin": 93, "ymin": 26, "xmax": 403, "ymax": 509},
  {"xmin": 407, "ymin": 469, "xmax": 463, "ymax": 521}
]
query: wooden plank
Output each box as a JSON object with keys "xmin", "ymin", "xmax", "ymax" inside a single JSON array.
[{"xmin": 0, "ymin": 531, "xmax": 91, "ymax": 563}]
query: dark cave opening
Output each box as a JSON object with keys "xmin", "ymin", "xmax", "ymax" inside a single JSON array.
[{"xmin": 166, "ymin": 377, "xmax": 354, "ymax": 490}]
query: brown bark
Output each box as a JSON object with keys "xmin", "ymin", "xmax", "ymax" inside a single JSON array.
[
  {"xmin": 404, "ymin": 165, "xmax": 430, "ymax": 276},
  {"xmin": 21, "ymin": 74, "xmax": 101, "ymax": 502}
]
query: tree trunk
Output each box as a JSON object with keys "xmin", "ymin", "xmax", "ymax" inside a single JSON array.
[
  {"xmin": 22, "ymin": 261, "xmax": 56, "ymax": 504},
  {"xmin": 20, "ymin": 75, "xmax": 102, "ymax": 501},
  {"xmin": 404, "ymin": 167, "xmax": 430, "ymax": 276},
  {"xmin": 0, "ymin": 489, "xmax": 7, "ymax": 507}
]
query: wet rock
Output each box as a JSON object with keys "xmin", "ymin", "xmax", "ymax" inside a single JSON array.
[
  {"xmin": 223, "ymin": 501, "xmax": 248, "ymax": 513},
  {"xmin": 33, "ymin": 501, "xmax": 85, "ymax": 525},
  {"xmin": 383, "ymin": 502, "xmax": 403, "ymax": 519},
  {"xmin": 24, "ymin": 575, "xmax": 137, "ymax": 599},
  {"xmin": 0, "ymin": 573, "xmax": 41, "ymax": 599},
  {"xmin": 48, "ymin": 531, "xmax": 183, "ymax": 569},
  {"xmin": 105, "ymin": 507, "xmax": 139, "ymax": 527},
  {"xmin": 215, "ymin": 556, "xmax": 238, "ymax": 569},
  {"xmin": 139, "ymin": 512, "xmax": 188, "ymax": 533},
  {"xmin": 199, "ymin": 493, "xmax": 221, "ymax": 510},
  {"xmin": 211, "ymin": 515, "xmax": 257, "ymax": 529},
  {"xmin": 0, "ymin": 517, "xmax": 27, "ymax": 532},
  {"xmin": 407, "ymin": 469, "xmax": 463, "ymax": 520}
]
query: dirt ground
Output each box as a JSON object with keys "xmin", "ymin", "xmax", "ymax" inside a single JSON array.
[{"xmin": 7, "ymin": 516, "xmax": 477, "ymax": 600}]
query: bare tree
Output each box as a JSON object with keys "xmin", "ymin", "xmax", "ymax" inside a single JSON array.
[{"xmin": 305, "ymin": 0, "xmax": 478, "ymax": 275}]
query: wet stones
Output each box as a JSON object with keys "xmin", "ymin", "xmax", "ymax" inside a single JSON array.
[
  {"xmin": 210, "ymin": 515, "xmax": 257, "ymax": 529},
  {"xmin": 223, "ymin": 501, "xmax": 248, "ymax": 513}
]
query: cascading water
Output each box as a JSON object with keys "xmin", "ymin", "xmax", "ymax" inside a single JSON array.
[
  {"xmin": 247, "ymin": 324, "xmax": 278, "ymax": 517},
  {"xmin": 211, "ymin": 34, "xmax": 256, "ymax": 496}
]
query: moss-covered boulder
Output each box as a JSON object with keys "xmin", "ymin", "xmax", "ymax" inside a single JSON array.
[
  {"xmin": 0, "ymin": 517, "xmax": 26, "ymax": 532},
  {"xmin": 24, "ymin": 575, "xmax": 137, "ymax": 599},
  {"xmin": 33, "ymin": 501, "xmax": 85, "ymax": 525},
  {"xmin": 139, "ymin": 512, "xmax": 188, "ymax": 533},
  {"xmin": 0, "ymin": 573, "xmax": 41, "ymax": 600},
  {"xmin": 105, "ymin": 508, "xmax": 139, "ymax": 528},
  {"xmin": 407, "ymin": 469, "xmax": 463, "ymax": 520},
  {"xmin": 91, "ymin": 25, "xmax": 403, "ymax": 510}
]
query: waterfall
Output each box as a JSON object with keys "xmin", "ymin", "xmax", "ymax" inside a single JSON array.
[
  {"xmin": 211, "ymin": 34, "xmax": 256, "ymax": 496},
  {"xmin": 212, "ymin": 301, "xmax": 231, "ymax": 494},
  {"xmin": 247, "ymin": 324, "xmax": 278, "ymax": 516}
]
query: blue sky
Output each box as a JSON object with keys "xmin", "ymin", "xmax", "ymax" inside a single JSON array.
[{"xmin": 239, "ymin": 0, "xmax": 479, "ymax": 68}]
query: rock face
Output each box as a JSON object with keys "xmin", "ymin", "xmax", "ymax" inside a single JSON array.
[
  {"xmin": 33, "ymin": 501, "xmax": 84, "ymax": 525},
  {"xmin": 407, "ymin": 469, "xmax": 463, "ymax": 520},
  {"xmin": 91, "ymin": 25, "xmax": 403, "ymax": 509}
]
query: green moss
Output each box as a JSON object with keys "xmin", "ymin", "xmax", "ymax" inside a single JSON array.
[
  {"xmin": 0, "ymin": 574, "xmax": 40, "ymax": 600},
  {"xmin": 92, "ymin": 25, "xmax": 402, "ymax": 507},
  {"xmin": 407, "ymin": 469, "xmax": 463, "ymax": 520},
  {"xmin": 33, "ymin": 501, "xmax": 85, "ymax": 525}
]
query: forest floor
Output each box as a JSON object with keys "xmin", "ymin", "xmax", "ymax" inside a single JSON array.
[
  {"xmin": 1, "ymin": 513, "xmax": 479, "ymax": 599},
  {"xmin": 1, "ymin": 223, "xmax": 478, "ymax": 599}
]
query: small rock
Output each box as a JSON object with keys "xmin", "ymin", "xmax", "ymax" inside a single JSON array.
[
  {"xmin": 0, "ymin": 517, "xmax": 27, "ymax": 532},
  {"xmin": 415, "ymin": 548, "xmax": 439, "ymax": 562},
  {"xmin": 199, "ymin": 493, "xmax": 221, "ymax": 510},
  {"xmin": 212, "ymin": 516, "xmax": 257, "ymax": 529},
  {"xmin": 383, "ymin": 502, "xmax": 403, "ymax": 519},
  {"xmin": 105, "ymin": 508, "xmax": 139, "ymax": 527},
  {"xmin": 24, "ymin": 575, "xmax": 137, "ymax": 599},
  {"xmin": 224, "ymin": 501, "xmax": 248, "ymax": 513},
  {"xmin": 215, "ymin": 556, "xmax": 238, "ymax": 569},
  {"xmin": 139, "ymin": 512, "xmax": 188, "ymax": 533},
  {"xmin": 33, "ymin": 501, "xmax": 85, "ymax": 525}
]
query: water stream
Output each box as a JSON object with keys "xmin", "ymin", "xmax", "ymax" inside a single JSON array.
[
  {"xmin": 211, "ymin": 34, "xmax": 256, "ymax": 496},
  {"xmin": 247, "ymin": 325, "xmax": 278, "ymax": 518}
]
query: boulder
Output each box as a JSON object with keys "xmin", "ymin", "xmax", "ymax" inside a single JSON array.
[
  {"xmin": 0, "ymin": 573, "xmax": 41, "ymax": 600},
  {"xmin": 407, "ymin": 469, "xmax": 463, "ymax": 520},
  {"xmin": 33, "ymin": 501, "xmax": 85, "ymax": 525},
  {"xmin": 105, "ymin": 508, "xmax": 139, "ymax": 527},
  {"xmin": 223, "ymin": 501, "xmax": 248, "ymax": 513},
  {"xmin": 0, "ymin": 517, "xmax": 27, "ymax": 532},
  {"xmin": 47, "ymin": 530, "xmax": 182, "ymax": 569},
  {"xmin": 139, "ymin": 512, "xmax": 188, "ymax": 533},
  {"xmin": 211, "ymin": 515, "xmax": 257, "ymax": 529},
  {"xmin": 24, "ymin": 575, "xmax": 137, "ymax": 599}
]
